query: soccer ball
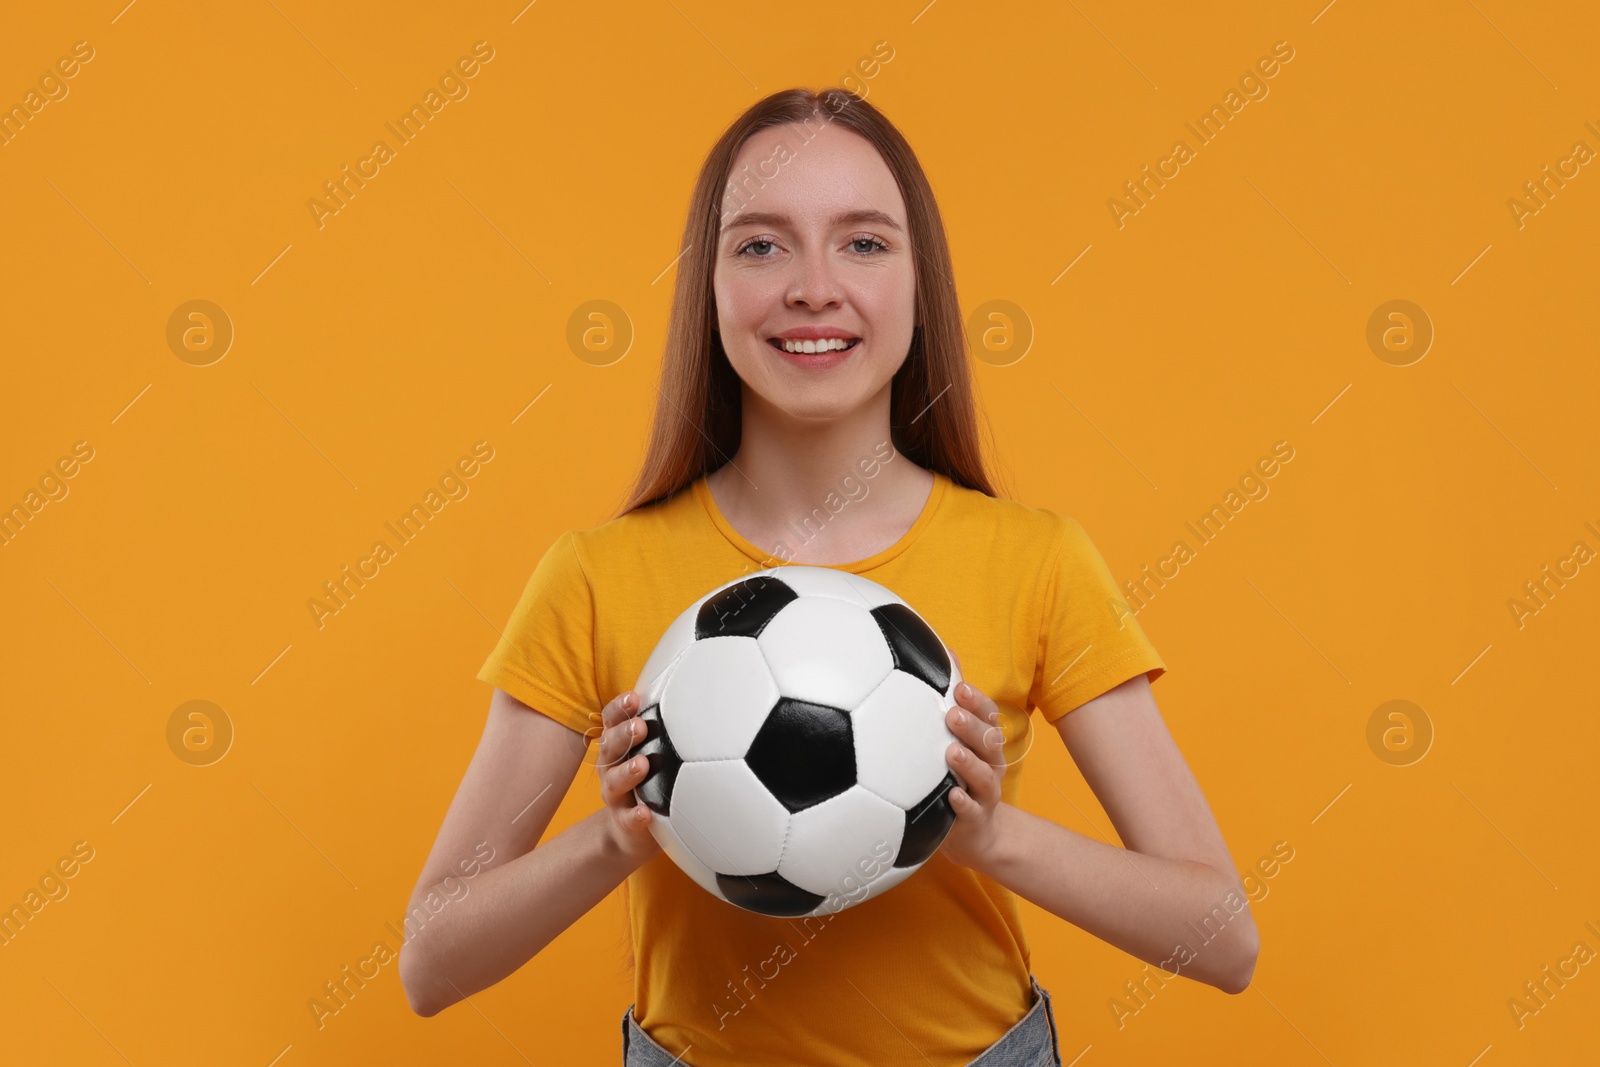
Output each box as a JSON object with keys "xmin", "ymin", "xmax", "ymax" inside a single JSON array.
[{"xmin": 624, "ymin": 565, "xmax": 967, "ymax": 918}]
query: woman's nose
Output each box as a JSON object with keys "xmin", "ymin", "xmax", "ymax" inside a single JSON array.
[{"xmin": 786, "ymin": 255, "xmax": 843, "ymax": 309}]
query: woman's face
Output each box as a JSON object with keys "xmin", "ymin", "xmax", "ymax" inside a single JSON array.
[{"xmin": 713, "ymin": 120, "xmax": 917, "ymax": 424}]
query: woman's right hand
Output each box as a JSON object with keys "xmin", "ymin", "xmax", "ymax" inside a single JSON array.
[{"xmin": 597, "ymin": 689, "xmax": 663, "ymax": 866}]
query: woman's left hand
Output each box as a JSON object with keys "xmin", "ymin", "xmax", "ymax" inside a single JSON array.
[{"xmin": 938, "ymin": 677, "xmax": 1009, "ymax": 872}]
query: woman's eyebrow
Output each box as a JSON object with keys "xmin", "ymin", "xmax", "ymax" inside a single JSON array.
[{"xmin": 720, "ymin": 208, "xmax": 904, "ymax": 235}]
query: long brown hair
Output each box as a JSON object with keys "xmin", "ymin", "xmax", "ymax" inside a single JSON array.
[{"xmin": 612, "ymin": 87, "xmax": 1004, "ymax": 519}]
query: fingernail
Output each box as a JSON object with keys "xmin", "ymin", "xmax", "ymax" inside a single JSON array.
[
  {"xmin": 955, "ymin": 709, "xmax": 968, "ymax": 726},
  {"xmin": 621, "ymin": 692, "xmax": 633, "ymax": 710}
]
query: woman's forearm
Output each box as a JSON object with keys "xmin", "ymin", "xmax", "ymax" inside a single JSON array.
[
  {"xmin": 400, "ymin": 808, "xmax": 643, "ymax": 1015},
  {"xmin": 975, "ymin": 802, "xmax": 1259, "ymax": 993}
]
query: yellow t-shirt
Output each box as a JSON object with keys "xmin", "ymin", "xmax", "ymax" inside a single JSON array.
[{"xmin": 476, "ymin": 468, "xmax": 1167, "ymax": 1066}]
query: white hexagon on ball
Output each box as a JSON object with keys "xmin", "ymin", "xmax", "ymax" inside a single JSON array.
[
  {"xmin": 668, "ymin": 761, "xmax": 790, "ymax": 875},
  {"xmin": 660, "ymin": 636, "xmax": 779, "ymax": 761},
  {"xmin": 852, "ymin": 670, "xmax": 958, "ymax": 809},
  {"xmin": 777, "ymin": 784, "xmax": 906, "ymax": 899},
  {"xmin": 757, "ymin": 597, "xmax": 893, "ymax": 708}
]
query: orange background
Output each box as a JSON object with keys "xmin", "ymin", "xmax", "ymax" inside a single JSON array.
[{"xmin": 3, "ymin": 1, "xmax": 1597, "ymax": 1063}]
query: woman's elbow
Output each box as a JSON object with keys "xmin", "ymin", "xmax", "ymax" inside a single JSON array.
[
  {"xmin": 399, "ymin": 944, "xmax": 445, "ymax": 1018},
  {"xmin": 1218, "ymin": 921, "xmax": 1260, "ymax": 995}
]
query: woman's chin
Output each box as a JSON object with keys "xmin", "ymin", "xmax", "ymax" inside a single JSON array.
[{"xmin": 746, "ymin": 383, "xmax": 863, "ymax": 424}]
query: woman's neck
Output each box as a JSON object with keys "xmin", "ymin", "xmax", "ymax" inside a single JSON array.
[{"xmin": 705, "ymin": 390, "xmax": 934, "ymax": 566}]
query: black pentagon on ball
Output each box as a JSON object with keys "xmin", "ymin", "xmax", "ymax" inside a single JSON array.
[
  {"xmin": 695, "ymin": 575, "xmax": 798, "ymax": 639},
  {"xmin": 870, "ymin": 603, "xmax": 952, "ymax": 695},
  {"xmin": 894, "ymin": 771, "xmax": 960, "ymax": 868},
  {"xmin": 744, "ymin": 697, "xmax": 855, "ymax": 813},
  {"xmin": 626, "ymin": 704, "xmax": 682, "ymax": 817},
  {"xmin": 716, "ymin": 871, "xmax": 827, "ymax": 917}
]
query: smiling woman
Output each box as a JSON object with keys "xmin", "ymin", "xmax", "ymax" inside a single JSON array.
[{"xmin": 404, "ymin": 87, "xmax": 1254, "ymax": 1067}]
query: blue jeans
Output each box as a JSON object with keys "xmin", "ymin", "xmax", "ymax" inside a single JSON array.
[{"xmin": 621, "ymin": 974, "xmax": 1062, "ymax": 1066}]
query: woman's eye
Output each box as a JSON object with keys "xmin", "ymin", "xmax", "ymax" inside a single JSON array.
[{"xmin": 736, "ymin": 235, "xmax": 887, "ymax": 257}]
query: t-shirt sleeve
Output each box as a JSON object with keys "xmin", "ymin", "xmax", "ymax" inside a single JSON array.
[
  {"xmin": 1030, "ymin": 515, "xmax": 1167, "ymax": 723},
  {"xmin": 476, "ymin": 530, "xmax": 603, "ymax": 737}
]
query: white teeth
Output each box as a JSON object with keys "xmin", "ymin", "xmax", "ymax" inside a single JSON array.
[{"xmin": 778, "ymin": 338, "xmax": 855, "ymax": 353}]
